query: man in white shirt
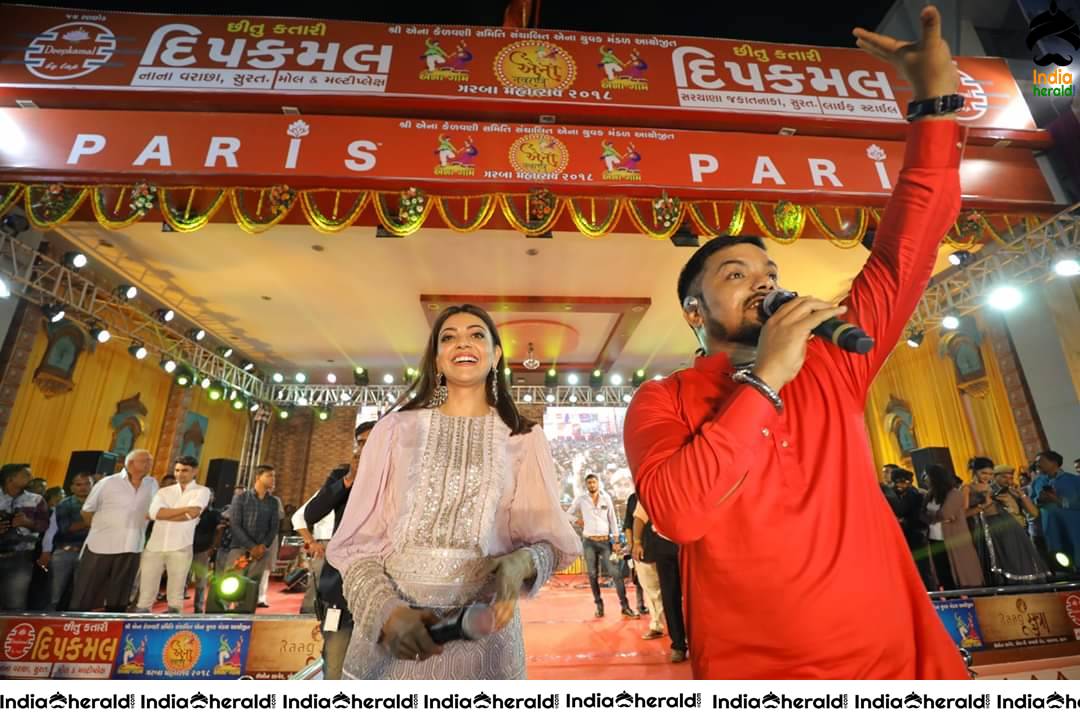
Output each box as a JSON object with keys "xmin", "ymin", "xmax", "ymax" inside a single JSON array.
[
  {"xmin": 136, "ymin": 456, "xmax": 210, "ymax": 613},
  {"xmin": 566, "ymin": 473, "xmax": 636, "ymax": 618},
  {"xmin": 70, "ymin": 449, "xmax": 158, "ymax": 612},
  {"xmin": 292, "ymin": 488, "xmax": 336, "ymax": 613}
]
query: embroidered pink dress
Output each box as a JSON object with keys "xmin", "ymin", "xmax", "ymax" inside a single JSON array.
[{"xmin": 326, "ymin": 408, "xmax": 581, "ymax": 679}]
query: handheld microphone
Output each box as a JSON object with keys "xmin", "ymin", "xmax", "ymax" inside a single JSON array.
[
  {"xmin": 427, "ymin": 603, "xmax": 496, "ymax": 645},
  {"xmin": 761, "ymin": 289, "xmax": 875, "ymax": 355}
]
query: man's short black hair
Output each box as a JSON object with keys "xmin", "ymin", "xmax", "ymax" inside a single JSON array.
[
  {"xmin": 45, "ymin": 487, "xmax": 64, "ymax": 503},
  {"xmin": 585, "ymin": 473, "xmax": 599, "ymax": 482},
  {"xmin": 891, "ymin": 468, "xmax": 914, "ymax": 484},
  {"xmin": 677, "ymin": 235, "xmax": 767, "ymax": 304},
  {"xmin": 1038, "ymin": 450, "xmax": 1064, "ymax": 467},
  {"xmin": 174, "ymin": 456, "xmax": 199, "ymax": 469},
  {"xmin": 356, "ymin": 420, "xmax": 377, "ymax": 439},
  {"xmin": 0, "ymin": 463, "xmax": 30, "ymax": 487}
]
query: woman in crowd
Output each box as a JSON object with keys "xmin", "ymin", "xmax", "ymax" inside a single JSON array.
[
  {"xmin": 967, "ymin": 457, "xmax": 1050, "ymax": 585},
  {"xmin": 326, "ymin": 304, "xmax": 581, "ymax": 679},
  {"xmin": 921, "ymin": 464, "xmax": 983, "ymax": 589}
]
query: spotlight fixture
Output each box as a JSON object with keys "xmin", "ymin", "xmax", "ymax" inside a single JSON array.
[
  {"xmin": 231, "ymin": 396, "xmax": 246, "ymax": 411},
  {"xmin": 1054, "ymin": 255, "xmax": 1080, "ymax": 277},
  {"xmin": 207, "ymin": 381, "xmax": 225, "ymax": 401},
  {"xmin": 175, "ymin": 367, "xmax": 194, "ymax": 386},
  {"xmin": 115, "ymin": 284, "xmax": 138, "ymax": 301},
  {"xmin": 522, "ymin": 393, "xmax": 534, "ymax": 403},
  {"xmin": 354, "ymin": 367, "xmax": 369, "ymax": 386},
  {"xmin": 272, "ymin": 372, "xmax": 284, "ymax": 383},
  {"xmin": 294, "ymin": 372, "xmax": 307, "ymax": 383},
  {"xmin": 567, "ymin": 373, "xmax": 579, "ymax": 386},
  {"xmin": 544, "ymin": 368, "xmax": 558, "ymax": 388},
  {"xmin": 200, "ymin": 376, "xmax": 212, "ymax": 390},
  {"xmin": 948, "ymin": 250, "xmax": 974, "ymax": 267},
  {"xmin": 906, "ymin": 330, "xmax": 925, "ymax": 348},
  {"xmin": 622, "ymin": 393, "xmax": 633, "ymax": 403},
  {"xmin": 0, "ymin": 278, "xmax": 9, "ymax": 299},
  {"xmin": 187, "ymin": 328, "xmax": 206, "ymax": 342},
  {"xmin": 326, "ymin": 372, "xmax": 337, "ymax": 384},
  {"xmin": 1055, "ymin": 552, "xmax": 1072, "ymax": 569},
  {"xmin": 545, "ymin": 393, "xmax": 556, "ymax": 404},
  {"xmin": 669, "ymin": 223, "xmax": 700, "ymax": 248},
  {"xmin": 589, "ymin": 369, "xmax": 603, "ymax": 389},
  {"xmin": 987, "ymin": 285, "xmax": 1022, "ymax": 311},
  {"xmin": 1, "ymin": 214, "xmax": 30, "ymax": 236},
  {"xmin": 127, "ymin": 342, "xmax": 148, "ymax": 360},
  {"xmin": 652, "ymin": 374, "xmax": 665, "ymax": 381},
  {"xmin": 42, "ymin": 303, "xmax": 65, "ymax": 323},
  {"xmin": 610, "ymin": 373, "xmax": 624, "ymax": 386},
  {"xmin": 61, "ymin": 251, "xmax": 88, "ymax": 270},
  {"xmin": 317, "ymin": 406, "xmax": 331, "ymax": 421},
  {"xmin": 152, "ymin": 308, "xmax": 175, "ymax": 323},
  {"xmin": 219, "ymin": 346, "xmax": 234, "ymax": 359},
  {"xmin": 382, "ymin": 373, "xmax": 395, "ymax": 385},
  {"xmin": 297, "ymin": 396, "xmax": 309, "ymax": 407},
  {"xmin": 160, "ymin": 357, "xmax": 178, "ymax": 373},
  {"xmin": 632, "ymin": 369, "xmax": 646, "ymax": 388},
  {"xmin": 405, "ymin": 368, "xmax": 418, "ymax": 379},
  {"xmin": 242, "ymin": 361, "xmax": 256, "ymax": 372},
  {"xmin": 278, "ymin": 407, "xmax": 290, "ymax": 420},
  {"xmin": 249, "ymin": 401, "xmax": 260, "ymax": 412},
  {"xmin": 941, "ymin": 314, "xmax": 960, "ymax": 330},
  {"xmin": 89, "ymin": 325, "xmax": 110, "ymax": 343},
  {"xmin": 568, "ymin": 393, "xmax": 578, "ymax": 404},
  {"xmin": 595, "ymin": 393, "xmax": 606, "ymax": 403}
]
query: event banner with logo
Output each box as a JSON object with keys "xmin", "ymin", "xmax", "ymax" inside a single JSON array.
[
  {"xmin": 0, "ymin": 617, "xmax": 123, "ymax": 679},
  {"xmin": 931, "ymin": 591, "xmax": 1080, "ymax": 655},
  {"xmin": 0, "ymin": 5, "xmax": 1038, "ymax": 140},
  {"xmin": 0, "ymin": 109, "xmax": 1056, "ymax": 207},
  {"xmin": 112, "ymin": 619, "xmax": 252, "ymax": 679}
]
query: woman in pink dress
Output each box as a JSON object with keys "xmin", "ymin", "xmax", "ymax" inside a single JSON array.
[{"xmin": 326, "ymin": 304, "xmax": 581, "ymax": 679}]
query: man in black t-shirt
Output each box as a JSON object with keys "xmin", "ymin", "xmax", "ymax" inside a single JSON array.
[{"xmin": 190, "ymin": 490, "xmax": 222, "ymax": 613}]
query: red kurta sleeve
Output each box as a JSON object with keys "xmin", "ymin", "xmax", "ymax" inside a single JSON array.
[
  {"xmin": 624, "ymin": 378, "xmax": 778, "ymax": 543},
  {"xmin": 830, "ymin": 119, "xmax": 963, "ymax": 394}
]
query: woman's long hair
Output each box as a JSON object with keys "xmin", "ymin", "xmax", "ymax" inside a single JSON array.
[
  {"xmin": 393, "ymin": 303, "xmax": 534, "ymax": 436},
  {"xmin": 925, "ymin": 464, "xmax": 954, "ymax": 505}
]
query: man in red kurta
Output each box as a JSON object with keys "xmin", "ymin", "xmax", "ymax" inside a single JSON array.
[{"xmin": 624, "ymin": 7, "xmax": 970, "ymax": 679}]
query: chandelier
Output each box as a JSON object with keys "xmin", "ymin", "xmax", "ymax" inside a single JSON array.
[{"xmin": 522, "ymin": 342, "xmax": 541, "ymax": 370}]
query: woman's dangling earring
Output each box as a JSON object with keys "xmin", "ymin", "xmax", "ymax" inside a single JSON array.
[
  {"xmin": 490, "ymin": 368, "xmax": 499, "ymax": 404},
  {"xmin": 429, "ymin": 371, "xmax": 448, "ymax": 407}
]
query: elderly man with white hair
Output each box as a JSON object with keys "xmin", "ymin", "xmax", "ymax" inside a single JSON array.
[{"xmin": 70, "ymin": 449, "xmax": 158, "ymax": 612}]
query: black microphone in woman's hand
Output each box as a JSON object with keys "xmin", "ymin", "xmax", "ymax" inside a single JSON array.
[
  {"xmin": 761, "ymin": 289, "xmax": 875, "ymax": 355},
  {"xmin": 427, "ymin": 604, "xmax": 496, "ymax": 645}
]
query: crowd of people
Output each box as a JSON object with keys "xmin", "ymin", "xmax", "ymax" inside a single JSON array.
[
  {"xmin": 883, "ymin": 450, "xmax": 1080, "ymax": 592},
  {"xmin": 0, "ymin": 451, "xmax": 297, "ymax": 614}
]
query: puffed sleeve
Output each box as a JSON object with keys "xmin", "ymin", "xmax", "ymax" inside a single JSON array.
[
  {"xmin": 325, "ymin": 413, "xmax": 406, "ymax": 643},
  {"xmin": 508, "ymin": 425, "xmax": 583, "ymax": 597}
]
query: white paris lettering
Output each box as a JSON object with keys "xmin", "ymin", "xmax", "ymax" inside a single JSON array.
[
  {"xmin": 66, "ymin": 134, "xmax": 106, "ymax": 164},
  {"xmin": 688, "ymin": 153, "xmax": 719, "ymax": 183},
  {"xmin": 807, "ymin": 158, "xmax": 842, "ymax": 187},
  {"xmin": 204, "ymin": 137, "xmax": 241, "ymax": 167},
  {"xmin": 133, "ymin": 136, "xmax": 172, "ymax": 166},
  {"xmin": 344, "ymin": 140, "xmax": 378, "ymax": 172},
  {"xmin": 751, "ymin": 156, "xmax": 785, "ymax": 185}
]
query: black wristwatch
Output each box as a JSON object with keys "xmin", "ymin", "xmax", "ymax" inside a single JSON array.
[{"xmin": 905, "ymin": 94, "xmax": 965, "ymax": 122}]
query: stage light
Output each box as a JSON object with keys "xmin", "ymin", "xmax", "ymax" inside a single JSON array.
[
  {"xmin": 906, "ymin": 330, "xmax": 924, "ymax": 348},
  {"xmin": 249, "ymin": 401, "xmax": 260, "ymax": 412},
  {"xmin": 595, "ymin": 393, "xmax": 606, "ymax": 403},
  {"xmin": 544, "ymin": 368, "xmax": 558, "ymax": 388},
  {"xmin": 127, "ymin": 342, "xmax": 148, "ymax": 360},
  {"xmin": 1055, "ymin": 552, "xmax": 1072, "ymax": 568},
  {"xmin": 653, "ymin": 374, "xmax": 664, "ymax": 381},
  {"xmin": 567, "ymin": 373, "xmax": 579, "ymax": 386},
  {"xmin": 1054, "ymin": 256, "xmax": 1080, "ymax": 277},
  {"xmin": 294, "ymin": 372, "xmax": 307, "ymax": 383},
  {"xmin": 1, "ymin": 214, "xmax": 29, "ymax": 236},
  {"xmin": 272, "ymin": 372, "xmax": 284, "ymax": 383},
  {"xmin": 326, "ymin": 372, "xmax": 337, "ymax": 384},
  {"xmin": 279, "ymin": 408, "xmax": 290, "ymax": 419},
  {"xmin": 297, "ymin": 396, "xmax": 309, "ymax": 407},
  {"xmin": 632, "ymin": 369, "xmax": 646, "ymax": 388},
  {"xmin": 386, "ymin": 392, "xmax": 397, "ymax": 402},
  {"xmin": 0, "ymin": 278, "xmax": 9, "ymax": 299},
  {"xmin": 242, "ymin": 361, "xmax": 256, "ymax": 372},
  {"xmin": 89, "ymin": 325, "xmax": 110, "ymax": 343},
  {"xmin": 175, "ymin": 367, "xmax": 194, "ymax": 386},
  {"xmin": 152, "ymin": 308, "xmax": 175, "ymax": 323},
  {"xmin": 568, "ymin": 393, "xmax": 578, "ymax": 403},
  {"xmin": 42, "ymin": 303, "xmax": 65, "ymax": 323},
  {"xmin": 948, "ymin": 250, "xmax": 973, "ymax": 267},
  {"xmin": 383, "ymin": 373, "xmax": 395, "ymax": 385},
  {"xmin": 406, "ymin": 368, "xmax": 418, "ymax": 379},
  {"xmin": 354, "ymin": 367, "xmax": 369, "ymax": 385},
  {"xmin": 941, "ymin": 314, "xmax": 960, "ymax": 330},
  {"xmin": 212, "ymin": 571, "xmax": 256, "ymax": 610},
  {"xmin": 62, "ymin": 251, "xmax": 87, "ymax": 270},
  {"xmin": 207, "ymin": 381, "xmax": 225, "ymax": 401},
  {"xmin": 545, "ymin": 393, "xmax": 555, "ymax": 403},
  {"xmin": 522, "ymin": 393, "xmax": 533, "ymax": 403},
  {"xmin": 219, "ymin": 346, "xmax": 233, "ymax": 359},
  {"xmin": 197, "ymin": 376, "xmax": 209, "ymax": 390},
  {"xmin": 610, "ymin": 373, "xmax": 624, "ymax": 386},
  {"xmin": 622, "ymin": 393, "xmax": 633, "ymax": 403},
  {"xmin": 231, "ymin": 395, "xmax": 245, "ymax": 410},
  {"xmin": 317, "ymin": 407, "xmax": 331, "ymax": 421},
  {"xmin": 589, "ymin": 369, "xmax": 603, "ymax": 389},
  {"xmin": 187, "ymin": 328, "xmax": 206, "ymax": 342},
  {"xmin": 115, "ymin": 284, "xmax": 137, "ymax": 301},
  {"xmin": 988, "ymin": 285, "xmax": 1022, "ymax": 311},
  {"xmin": 161, "ymin": 357, "xmax": 177, "ymax": 374}
]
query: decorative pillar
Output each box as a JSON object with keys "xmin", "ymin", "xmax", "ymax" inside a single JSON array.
[
  {"xmin": 152, "ymin": 381, "xmax": 194, "ymax": 479},
  {"xmin": 238, "ymin": 407, "xmax": 271, "ymax": 490},
  {"xmin": 983, "ymin": 312, "xmax": 1047, "ymax": 461}
]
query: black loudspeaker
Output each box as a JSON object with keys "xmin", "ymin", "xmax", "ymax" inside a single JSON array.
[
  {"xmin": 64, "ymin": 451, "xmax": 121, "ymax": 491},
  {"xmin": 910, "ymin": 447, "xmax": 957, "ymax": 484},
  {"xmin": 205, "ymin": 459, "xmax": 240, "ymax": 509}
]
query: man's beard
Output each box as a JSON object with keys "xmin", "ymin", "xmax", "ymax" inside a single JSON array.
[{"xmin": 703, "ymin": 314, "xmax": 762, "ymax": 347}]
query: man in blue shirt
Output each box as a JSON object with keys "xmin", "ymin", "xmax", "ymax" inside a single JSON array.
[{"xmin": 1032, "ymin": 450, "xmax": 1080, "ymax": 575}]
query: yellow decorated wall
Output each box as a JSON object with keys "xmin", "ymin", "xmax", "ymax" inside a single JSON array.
[
  {"xmin": 188, "ymin": 389, "xmax": 248, "ymax": 467},
  {"xmin": 865, "ymin": 313, "xmax": 1027, "ymax": 477},
  {"xmin": 0, "ymin": 323, "xmax": 171, "ymax": 487}
]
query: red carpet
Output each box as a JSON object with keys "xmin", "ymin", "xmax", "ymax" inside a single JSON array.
[{"xmin": 153, "ymin": 573, "xmax": 692, "ymax": 680}]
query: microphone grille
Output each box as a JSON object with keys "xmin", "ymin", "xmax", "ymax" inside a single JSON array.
[
  {"xmin": 761, "ymin": 289, "xmax": 795, "ymax": 317},
  {"xmin": 461, "ymin": 604, "xmax": 496, "ymax": 639}
]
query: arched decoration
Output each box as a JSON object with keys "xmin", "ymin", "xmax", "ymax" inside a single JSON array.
[
  {"xmin": 110, "ymin": 393, "xmax": 149, "ymax": 457},
  {"xmin": 32, "ymin": 318, "xmax": 87, "ymax": 398},
  {"xmin": 434, "ymin": 194, "xmax": 498, "ymax": 233},
  {"xmin": 940, "ymin": 320, "xmax": 987, "ymax": 386},
  {"xmin": 565, "ymin": 196, "xmax": 623, "ymax": 237},
  {"xmin": 686, "ymin": 200, "xmax": 746, "ymax": 238},
  {"xmin": 300, "ymin": 190, "xmax": 371, "ymax": 233},
  {"xmin": 884, "ymin": 395, "xmax": 918, "ymax": 458}
]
